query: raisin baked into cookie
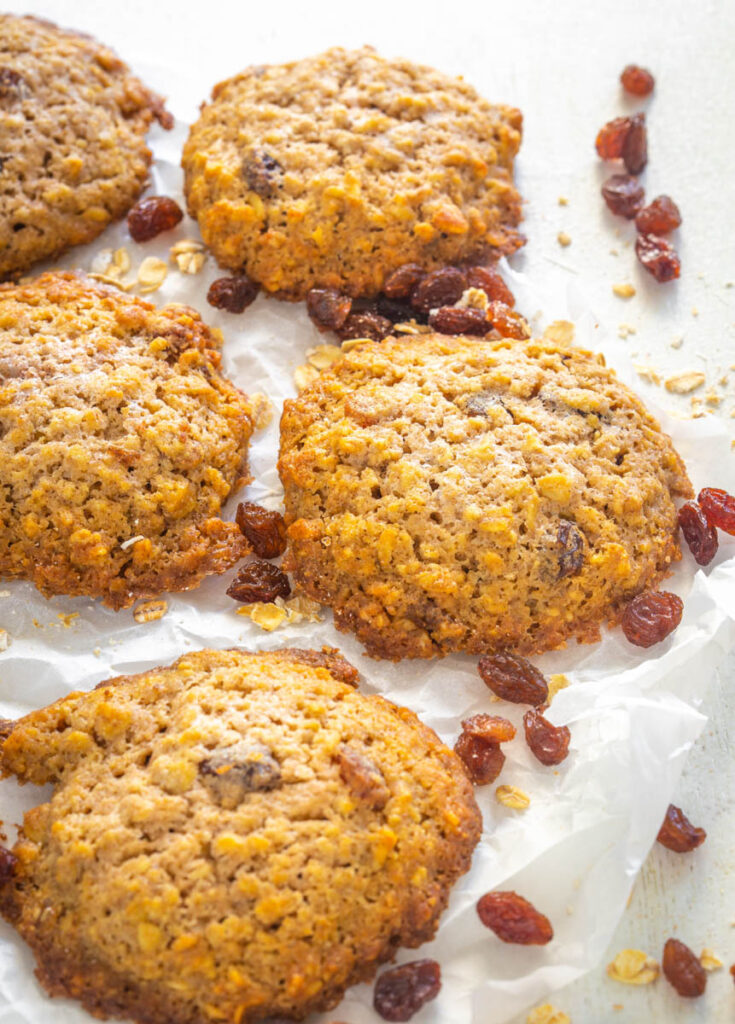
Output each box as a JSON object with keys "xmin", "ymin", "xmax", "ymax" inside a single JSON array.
[
  {"xmin": 0, "ymin": 647, "xmax": 480, "ymax": 1024},
  {"xmin": 0, "ymin": 14, "xmax": 171, "ymax": 278},
  {"xmin": 279, "ymin": 334, "xmax": 693, "ymax": 659},
  {"xmin": 183, "ymin": 47, "xmax": 523, "ymax": 298},
  {"xmin": 0, "ymin": 272, "xmax": 255, "ymax": 607}
]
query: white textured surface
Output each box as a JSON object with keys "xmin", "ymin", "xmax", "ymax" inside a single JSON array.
[{"xmin": 4, "ymin": 1, "xmax": 735, "ymax": 1021}]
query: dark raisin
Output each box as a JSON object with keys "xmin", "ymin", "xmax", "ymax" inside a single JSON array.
[
  {"xmin": 477, "ymin": 891, "xmax": 554, "ymax": 945},
  {"xmin": 466, "ymin": 265, "xmax": 515, "ymax": 306},
  {"xmin": 523, "ymin": 709, "xmax": 571, "ymax": 766},
  {"xmin": 635, "ymin": 196, "xmax": 682, "ymax": 234},
  {"xmin": 207, "ymin": 274, "xmax": 260, "ymax": 313},
  {"xmin": 306, "ymin": 288, "xmax": 352, "ymax": 330},
  {"xmin": 622, "ymin": 113, "xmax": 648, "ymax": 174},
  {"xmin": 0, "ymin": 847, "xmax": 17, "ymax": 884},
  {"xmin": 621, "ymin": 64, "xmax": 655, "ymax": 96},
  {"xmin": 556, "ymin": 520, "xmax": 585, "ymax": 578},
  {"xmin": 635, "ymin": 234, "xmax": 681, "ymax": 282},
  {"xmin": 243, "ymin": 150, "xmax": 283, "ymax": 197},
  {"xmin": 454, "ymin": 732, "xmax": 505, "ymax": 785},
  {"xmin": 127, "ymin": 196, "xmax": 183, "ymax": 242},
  {"xmin": 235, "ymin": 502, "xmax": 287, "ymax": 559},
  {"xmin": 699, "ymin": 487, "xmax": 735, "ymax": 535},
  {"xmin": 487, "ymin": 302, "xmax": 531, "ymax": 339},
  {"xmin": 662, "ymin": 938, "xmax": 707, "ymax": 998},
  {"xmin": 337, "ymin": 311, "xmax": 393, "ymax": 342},
  {"xmin": 657, "ymin": 804, "xmax": 707, "ymax": 853},
  {"xmin": 478, "ymin": 653, "xmax": 548, "ymax": 705},
  {"xmin": 601, "ymin": 174, "xmax": 645, "ymax": 219},
  {"xmin": 373, "ymin": 960, "xmax": 441, "ymax": 1022},
  {"xmin": 411, "ymin": 267, "xmax": 467, "ymax": 314},
  {"xmin": 226, "ymin": 560, "xmax": 291, "ymax": 603},
  {"xmin": 429, "ymin": 306, "xmax": 491, "ymax": 336},
  {"xmin": 376, "ymin": 294, "xmax": 422, "ymax": 324},
  {"xmin": 678, "ymin": 502, "xmax": 718, "ymax": 565},
  {"xmin": 621, "ymin": 591, "xmax": 683, "ymax": 647},
  {"xmin": 199, "ymin": 742, "xmax": 281, "ymax": 807},
  {"xmin": 461, "ymin": 713, "xmax": 516, "ymax": 744},
  {"xmin": 595, "ymin": 116, "xmax": 634, "ymax": 160},
  {"xmin": 383, "ymin": 263, "xmax": 427, "ymax": 299},
  {"xmin": 336, "ymin": 745, "xmax": 390, "ymax": 809}
]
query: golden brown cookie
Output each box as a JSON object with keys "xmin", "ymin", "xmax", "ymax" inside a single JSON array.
[
  {"xmin": 279, "ymin": 334, "xmax": 693, "ymax": 659},
  {"xmin": 182, "ymin": 47, "xmax": 523, "ymax": 299},
  {"xmin": 0, "ymin": 646, "xmax": 480, "ymax": 1024},
  {"xmin": 0, "ymin": 14, "xmax": 171, "ymax": 278},
  {"xmin": 0, "ymin": 272, "xmax": 255, "ymax": 608}
]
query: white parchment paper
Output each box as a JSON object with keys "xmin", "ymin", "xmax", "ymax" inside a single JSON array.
[{"xmin": 0, "ymin": 119, "xmax": 734, "ymax": 1024}]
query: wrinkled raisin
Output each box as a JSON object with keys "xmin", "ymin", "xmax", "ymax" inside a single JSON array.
[
  {"xmin": 478, "ymin": 653, "xmax": 548, "ymax": 705},
  {"xmin": 373, "ymin": 960, "xmax": 441, "ymax": 1022},
  {"xmin": 199, "ymin": 742, "xmax": 281, "ymax": 807},
  {"xmin": 635, "ymin": 234, "xmax": 681, "ymax": 282},
  {"xmin": 477, "ymin": 891, "xmax": 554, "ymax": 945},
  {"xmin": 657, "ymin": 804, "xmax": 707, "ymax": 853},
  {"xmin": 461, "ymin": 713, "xmax": 516, "ymax": 744},
  {"xmin": 523, "ymin": 709, "xmax": 571, "ymax": 766},
  {"xmin": 466, "ymin": 265, "xmax": 515, "ymax": 306},
  {"xmin": 556, "ymin": 520, "xmax": 585, "ymax": 578},
  {"xmin": 678, "ymin": 502, "xmax": 718, "ymax": 565},
  {"xmin": 383, "ymin": 263, "xmax": 426, "ymax": 299},
  {"xmin": 595, "ymin": 116, "xmax": 634, "ymax": 160},
  {"xmin": 621, "ymin": 64, "xmax": 655, "ymax": 97},
  {"xmin": 243, "ymin": 150, "xmax": 283, "ymax": 197},
  {"xmin": 487, "ymin": 302, "xmax": 531, "ymax": 339},
  {"xmin": 337, "ymin": 311, "xmax": 393, "ymax": 342},
  {"xmin": 207, "ymin": 274, "xmax": 259, "ymax": 313},
  {"xmin": 429, "ymin": 306, "xmax": 491, "ymax": 336},
  {"xmin": 622, "ymin": 113, "xmax": 647, "ymax": 174},
  {"xmin": 337, "ymin": 745, "xmax": 390, "ymax": 809},
  {"xmin": 376, "ymin": 294, "xmax": 422, "ymax": 324},
  {"xmin": 621, "ymin": 591, "xmax": 683, "ymax": 647},
  {"xmin": 226, "ymin": 560, "xmax": 291, "ymax": 603},
  {"xmin": 127, "ymin": 195, "xmax": 183, "ymax": 242},
  {"xmin": 306, "ymin": 288, "xmax": 352, "ymax": 330},
  {"xmin": 235, "ymin": 502, "xmax": 287, "ymax": 559},
  {"xmin": 411, "ymin": 267, "xmax": 467, "ymax": 314},
  {"xmin": 601, "ymin": 174, "xmax": 645, "ymax": 219},
  {"xmin": 0, "ymin": 847, "xmax": 16, "ymax": 883},
  {"xmin": 699, "ymin": 487, "xmax": 735, "ymax": 535},
  {"xmin": 662, "ymin": 938, "xmax": 706, "ymax": 998},
  {"xmin": 635, "ymin": 195, "xmax": 681, "ymax": 234},
  {"xmin": 454, "ymin": 732, "xmax": 505, "ymax": 785}
]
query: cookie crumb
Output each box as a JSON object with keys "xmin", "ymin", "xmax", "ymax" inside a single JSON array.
[
  {"xmin": 542, "ymin": 320, "xmax": 575, "ymax": 345},
  {"xmin": 527, "ymin": 1005, "xmax": 570, "ymax": 1024},
  {"xmin": 558, "ymin": 197, "xmax": 569, "ymax": 206},
  {"xmin": 634, "ymin": 365, "xmax": 661, "ymax": 386},
  {"xmin": 547, "ymin": 673, "xmax": 570, "ymax": 702},
  {"xmin": 133, "ymin": 599, "xmax": 168, "ymax": 623},
  {"xmin": 618, "ymin": 324, "xmax": 636, "ymax": 339},
  {"xmin": 700, "ymin": 948, "xmax": 723, "ymax": 972},
  {"xmin": 612, "ymin": 283, "xmax": 636, "ymax": 299},
  {"xmin": 664, "ymin": 371, "xmax": 705, "ymax": 395},
  {"xmin": 670, "ymin": 336, "xmax": 684, "ymax": 349},
  {"xmin": 0, "ymin": 629, "xmax": 9, "ymax": 652},
  {"xmin": 557, "ymin": 231, "xmax": 572, "ymax": 247}
]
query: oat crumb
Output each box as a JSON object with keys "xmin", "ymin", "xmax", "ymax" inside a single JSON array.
[
  {"xmin": 612, "ymin": 283, "xmax": 636, "ymax": 299},
  {"xmin": 0, "ymin": 628, "xmax": 9, "ymax": 652},
  {"xmin": 607, "ymin": 949, "xmax": 660, "ymax": 985},
  {"xmin": 634, "ymin": 364, "xmax": 661, "ymax": 386},
  {"xmin": 691, "ymin": 307, "xmax": 699, "ymax": 316},
  {"xmin": 700, "ymin": 948, "xmax": 723, "ymax": 972},
  {"xmin": 137, "ymin": 257, "xmax": 168, "ymax": 294},
  {"xmin": 527, "ymin": 1005, "xmax": 570, "ymax": 1024},
  {"xmin": 618, "ymin": 324, "xmax": 636, "ymax": 339},
  {"xmin": 133, "ymin": 599, "xmax": 168, "ymax": 624},
  {"xmin": 557, "ymin": 231, "xmax": 572, "ymax": 247},
  {"xmin": 495, "ymin": 785, "xmax": 530, "ymax": 810},
  {"xmin": 548, "ymin": 673, "xmax": 570, "ymax": 702},
  {"xmin": 293, "ymin": 364, "xmax": 320, "ymax": 392},
  {"xmin": 664, "ymin": 371, "xmax": 706, "ymax": 395},
  {"xmin": 558, "ymin": 196, "xmax": 569, "ymax": 206},
  {"xmin": 670, "ymin": 336, "xmax": 684, "ymax": 349},
  {"xmin": 57, "ymin": 612, "xmax": 78, "ymax": 628}
]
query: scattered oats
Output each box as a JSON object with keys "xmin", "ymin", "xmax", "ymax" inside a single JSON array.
[
  {"xmin": 634, "ymin": 365, "xmax": 661, "ymax": 386},
  {"xmin": 110, "ymin": 247, "xmax": 131, "ymax": 277},
  {"xmin": 236, "ymin": 602, "xmax": 288, "ymax": 631},
  {"xmin": 700, "ymin": 948, "xmax": 723, "ymax": 972},
  {"xmin": 133, "ymin": 599, "xmax": 168, "ymax": 624},
  {"xmin": 249, "ymin": 392, "xmax": 273, "ymax": 430},
  {"xmin": 57, "ymin": 612, "xmax": 78, "ymax": 628},
  {"xmin": 293, "ymin": 364, "xmax": 320, "ymax": 392},
  {"xmin": 548, "ymin": 673, "xmax": 570, "ymax": 702},
  {"xmin": 137, "ymin": 257, "xmax": 168, "ymax": 293},
  {"xmin": 607, "ymin": 949, "xmax": 660, "ymax": 985},
  {"xmin": 306, "ymin": 344, "xmax": 342, "ymax": 370},
  {"xmin": 170, "ymin": 239, "xmax": 204, "ymax": 258},
  {"xmin": 557, "ymin": 231, "xmax": 572, "ymax": 247},
  {"xmin": 543, "ymin": 320, "xmax": 575, "ymax": 345},
  {"xmin": 526, "ymin": 1004, "xmax": 570, "ymax": 1024},
  {"xmin": 705, "ymin": 391, "xmax": 722, "ymax": 406},
  {"xmin": 175, "ymin": 249, "xmax": 205, "ymax": 275},
  {"xmin": 609, "ymin": 248, "xmax": 619, "ymax": 256},
  {"xmin": 719, "ymin": 375, "xmax": 729, "ymax": 386},
  {"xmin": 88, "ymin": 272, "xmax": 133, "ymax": 291},
  {"xmin": 90, "ymin": 248, "xmax": 114, "ymax": 274},
  {"xmin": 617, "ymin": 324, "xmax": 636, "ymax": 339},
  {"xmin": 0, "ymin": 591, "xmax": 9, "ymax": 598},
  {"xmin": 664, "ymin": 371, "xmax": 706, "ymax": 394},
  {"xmin": 691, "ymin": 307, "xmax": 699, "ymax": 317},
  {"xmin": 282, "ymin": 594, "xmax": 323, "ymax": 623},
  {"xmin": 495, "ymin": 785, "xmax": 530, "ymax": 810},
  {"xmin": 392, "ymin": 321, "xmax": 432, "ymax": 335},
  {"xmin": 558, "ymin": 196, "xmax": 569, "ymax": 206},
  {"xmin": 612, "ymin": 283, "xmax": 636, "ymax": 299},
  {"xmin": 0, "ymin": 629, "xmax": 9, "ymax": 652},
  {"xmin": 340, "ymin": 336, "xmax": 372, "ymax": 351},
  {"xmin": 456, "ymin": 287, "xmax": 489, "ymax": 311},
  {"xmin": 120, "ymin": 534, "xmax": 146, "ymax": 552},
  {"xmin": 670, "ymin": 336, "xmax": 684, "ymax": 349}
]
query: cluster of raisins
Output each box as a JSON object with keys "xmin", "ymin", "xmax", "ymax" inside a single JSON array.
[
  {"xmin": 226, "ymin": 502, "xmax": 290, "ymax": 604},
  {"xmin": 677, "ymin": 485, "xmax": 735, "ymax": 567},
  {"xmin": 454, "ymin": 713, "xmax": 516, "ymax": 785},
  {"xmin": 596, "ymin": 66, "xmax": 682, "ymax": 282}
]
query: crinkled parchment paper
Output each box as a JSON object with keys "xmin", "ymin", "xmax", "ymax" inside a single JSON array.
[{"xmin": 0, "ymin": 120, "xmax": 734, "ymax": 1024}]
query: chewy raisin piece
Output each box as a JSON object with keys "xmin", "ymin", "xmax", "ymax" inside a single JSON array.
[
  {"xmin": 698, "ymin": 487, "xmax": 735, "ymax": 535},
  {"xmin": 226, "ymin": 560, "xmax": 291, "ymax": 603},
  {"xmin": 621, "ymin": 64, "xmax": 655, "ymax": 97},
  {"xmin": 601, "ymin": 174, "xmax": 645, "ymax": 219},
  {"xmin": 678, "ymin": 502, "xmax": 718, "ymax": 566},
  {"xmin": 383, "ymin": 263, "xmax": 426, "ymax": 299},
  {"xmin": 461, "ymin": 713, "xmax": 516, "ymax": 744},
  {"xmin": 487, "ymin": 302, "xmax": 531, "ymax": 339},
  {"xmin": 243, "ymin": 150, "xmax": 283, "ymax": 197},
  {"xmin": 477, "ymin": 891, "xmax": 554, "ymax": 945},
  {"xmin": 662, "ymin": 938, "xmax": 707, "ymax": 998},
  {"xmin": 428, "ymin": 306, "xmax": 491, "ymax": 336},
  {"xmin": 622, "ymin": 112, "xmax": 648, "ymax": 174},
  {"xmin": 235, "ymin": 502, "xmax": 287, "ymax": 559},
  {"xmin": 373, "ymin": 960, "xmax": 441, "ymax": 1022},
  {"xmin": 635, "ymin": 233, "xmax": 681, "ymax": 282},
  {"xmin": 478, "ymin": 653, "xmax": 548, "ymax": 705},
  {"xmin": 595, "ymin": 115, "xmax": 634, "ymax": 160},
  {"xmin": 337, "ymin": 745, "xmax": 390, "ymax": 809},
  {"xmin": 657, "ymin": 804, "xmax": 707, "ymax": 853},
  {"xmin": 411, "ymin": 267, "xmax": 467, "ymax": 314},
  {"xmin": 635, "ymin": 195, "xmax": 682, "ymax": 234},
  {"xmin": 556, "ymin": 520, "xmax": 585, "ymax": 578},
  {"xmin": 466, "ymin": 265, "xmax": 515, "ymax": 306},
  {"xmin": 199, "ymin": 742, "xmax": 281, "ymax": 808},
  {"xmin": 306, "ymin": 288, "xmax": 352, "ymax": 330},
  {"xmin": 523, "ymin": 709, "xmax": 571, "ymax": 766},
  {"xmin": 127, "ymin": 195, "xmax": 183, "ymax": 242},
  {"xmin": 338, "ymin": 311, "xmax": 393, "ymax": 342},
  {"xmin": 207, "ymin": 274, "xmax": 260, "ymax": 313},
  {"xmin": 454, "ymin": 732, "xmax": 505, "ymax": 785},
  {"xmin": 621, "ymin": 591, "xmax": 683, "ymax": 647}
]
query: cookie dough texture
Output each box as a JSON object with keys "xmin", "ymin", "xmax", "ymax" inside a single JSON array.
[
  {"xmin": 182, "ymin": 46, "xmax": 523, "ymax": 299},
  {"xmin": 0, "ymin": 272, "xmax": 255, "ymax": 608},
  {"xmin": 0, "ymin": 647, "xmax": 480, "ymax": 1024},
  {"xmin": 279, "ymin": 334, "xmax": 693, "ymax": 660},
  {"xmin": 0, "ymin": 14, "xmax": 171, "ymax": 278}
]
